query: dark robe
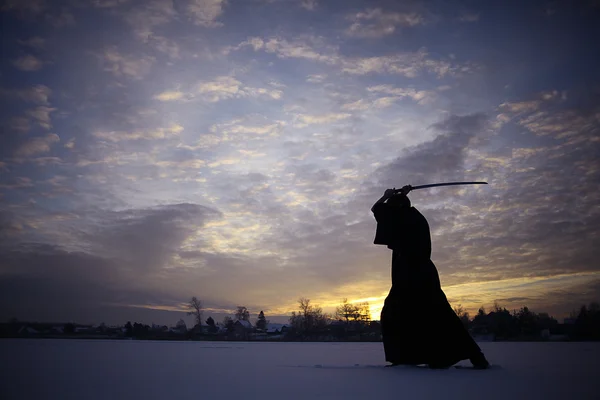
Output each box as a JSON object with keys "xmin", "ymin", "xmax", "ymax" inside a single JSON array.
[{"xmin": 373, "ymin": 202, "xmax": 483, "ymax": 367}]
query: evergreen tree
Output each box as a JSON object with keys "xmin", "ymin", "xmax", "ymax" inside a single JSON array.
[
  {"xmin": 256, "ymin": 311, "xmax": 267, "ymax": 331},
  {"xmin": 222, "ymin": 316, "xmax": 235, "ymax": 332},
  {"xmin": 205, "ymin": 316, "xmax": 217, "ymax": 334},
  {"xmin": 124, "ymin": 321, "xmax": 133, "ymax": 337}
]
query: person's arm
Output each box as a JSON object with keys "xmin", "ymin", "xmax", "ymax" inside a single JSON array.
[
  {"xmin": 371, "ymin": 188, "xmax": 397, "ymax": 213},
  {"xmin": 371, "ymin": 186, "xmax": 412, "ymax": 213}
]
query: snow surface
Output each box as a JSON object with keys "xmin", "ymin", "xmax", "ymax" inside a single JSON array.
[{"xmin": 1, "ymin": 340, "xmax": 598, "ymax": 399}]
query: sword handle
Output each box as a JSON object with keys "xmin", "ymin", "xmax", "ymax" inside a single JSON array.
[{"xmin": 393, "ymin": 185, "xmax": 412, "ymax": 195}]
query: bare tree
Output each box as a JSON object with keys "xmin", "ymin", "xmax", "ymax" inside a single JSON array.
[
  {"xmin": 453, "ymin": 304, "xmax": 471, "ymax": 329},
  {"xmin": 453, "ymin": 304, "xmax": 466, "ymax": 318},
  {"xmin": 289, "ymin": 311, "xmax": 302, "ymax": 331},
  {"xmin": 235, "ymin": 306, "xmax": 250, "ymax": 321},
  {"xmin": 335, "ymin": 299, "xmax": 371, "ymax": 323},
  {"xmin": 292, "ymin": 298, "xmax": 330, "ymax": 333},
  {"xmin": 298, "ymin": 297, "xmax": 313, "ymax": 332},
  {"xmin": 356, "ymin": 302, "xmax": 371, "ymax": 322},
  {"xmin": 187, "ymin": 297, "xmax": 203, "ymax": 327},
  {"xmin": 336, "ymin": 298, "xmax": 357, "ymax": 322}
]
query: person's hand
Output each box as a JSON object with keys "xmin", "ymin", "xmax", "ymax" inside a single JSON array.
[{"xmin": 398, "ymin": 185, "xmax": 412, "ymax": 196}]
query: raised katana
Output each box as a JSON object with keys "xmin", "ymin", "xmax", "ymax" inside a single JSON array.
[{"xmin": 394, "ymin": 181, "xmax": 487, "ymax": 194}]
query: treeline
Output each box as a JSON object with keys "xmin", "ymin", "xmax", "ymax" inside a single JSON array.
[
  {"xmin": 5, "ymin": 297, "xmax": 600, "ymax": 342},
  {"xmin": 184, "ymin": 296, "xmax": 379, "ymax": 340},
  {"xmin": 568, "ymin": 302, "xmax": 600, "ymax": 340},
  {"xmin": 286, "ymin": 297, "xmax": 378, "ymax": 340},
  {"xmin": 453, "ymin": 301, "xmax": 600, "ymax": 341},
  {"xmin": 185, "ymin": 297, "xmax": 264, "ymax": 333}
]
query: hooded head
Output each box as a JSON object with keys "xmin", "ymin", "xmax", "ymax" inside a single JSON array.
[{"xmin": 386, "ymin": 194, "xmax": 411, "ymax": 208}]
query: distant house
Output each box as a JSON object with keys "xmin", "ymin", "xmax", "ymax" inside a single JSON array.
[
  {"xmin": 235, "ymin": 320, "xmax": 252, "ymax": 329},
  {"xmin": 266, "ymin": 323, "xmax": 289, "ymax": 335},
  {"xmin": 18, "ymin": 326, "xmax": 39, "ymax": 335},
  {"xmin": 75, "ymin": 326, "xmax": 94, "ymax": 334},
  {"xmin": 234, "ymin": 320, "xmax": 253, "ymax": 340},
  {"xmin": 200, "ymin": 325, "xmax": 214, "ymax": 334},
  {"xmin": 150, "ymin": 324, "xmax": 169, "ymax": 333},
  {"xmin": 262, "ymin": 323, "xmax": 289, "ymax": 340},
  {"xmin": 51, "ymin": 326, "xmax": 64, "ymax": 334}
]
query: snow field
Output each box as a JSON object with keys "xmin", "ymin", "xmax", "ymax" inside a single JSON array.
[{"xmin": 1, "ymin": 340, "xmax": 598, "ymax": 400}]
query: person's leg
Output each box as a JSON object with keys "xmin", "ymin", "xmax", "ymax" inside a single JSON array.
[
  {"xmin": 438, "ymin": 292, "xmax": 491, "ymax": 368},
  {"xmin": 420, "ymin": 288, "xmax": 490, "ymax": 369},
  {"xmin": 381, "ymin": 295, "xmax": 424, "ymax": 365},
  {"xmin": 469, "ymin": 351, "xmax": 490, "ymax": 369}
]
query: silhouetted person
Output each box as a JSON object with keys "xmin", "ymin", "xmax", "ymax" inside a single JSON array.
[{"xmin": 372, "ymin": 187, "xmax": 490, "ymax": 369}]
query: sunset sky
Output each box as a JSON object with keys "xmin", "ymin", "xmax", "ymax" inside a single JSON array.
[{"xmin": 1, "ymin": 0, "xmax": 599, "ymax": 326}]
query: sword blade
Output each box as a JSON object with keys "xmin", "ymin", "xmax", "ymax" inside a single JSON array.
[{"xmin": 411, "ymin": 181, "xmax": 488, "ymax": 190}]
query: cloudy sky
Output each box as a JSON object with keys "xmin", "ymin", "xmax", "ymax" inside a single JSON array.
[{"xmin": 1, "ymin": 0, "xmax": 599, "ymax": 326}]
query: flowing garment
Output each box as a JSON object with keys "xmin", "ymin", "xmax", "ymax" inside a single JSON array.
[{"xmin": 373, "ymin": 202, "xmax": 484, "ymax": 367}]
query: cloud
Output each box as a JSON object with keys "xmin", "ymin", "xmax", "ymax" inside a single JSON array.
[
  {"xmin": 8, "ymin": 117, "xmax": 31, "ymax": 133},
  {"xmin": 17, "ymin": 37, "xmax": 46, "ymax": 49},
  {"xmin": 341, "ymin": 49, "xmax": 470, "ymax": 78},
  {"xmin": 46, "ymin": 8, "xmax": 75, "ymax": 27},
  {"xmin": 346, "ymin": 8, "xmax": 424, "ymax": 38},
  {"xmin": 25, "ymin": 106, "xmax": 56, "ymax": 130},
  {"xmin": 90, "ymin": 0, "xmax": 130, "ymax": 8},
  {"xmin": 210, "ymin": 117, "xmax": 286, "ymax": 143},
  {"xmin": 16, "ymin": 85, "xmax": 52, "ymax": 105},
  {"xmin": 147, "ymin": 35, "xmax": 181, "ymax": 59},
  {"xmin": 1, "ymin": 0, "xmax": 46, "ymax": 14},
  {"xmin": 155, "ymin": 77, "xmax": 283, "ymax": 103},
  {"xmin": 102, "ymin": 0, "xmax": 181, "ymax": 59},
  {"xmin": 91, "ymin": 203, "xmax": 219, "ymax": 272},
  {"xmin": 233, "ymin": 37, "xmax": 339, "ymax": 65},
  {"xmin": 499, "ymin": 100, "xmax": 542, "ymax": 114},
  {"xmin": 233, "ymin": 37, "xmax": 472, "ymax": 78},
  {"xmin": 14, "ymin": 133, "xmax": 60, "ymax": 157},
  {"xmin": 498, "ymin": 90, "xmax": 589, "ymax": 139},
  {"xmin": 0, "ymin": 203, "xmax": 220, "ymax": 323},
  {"xmin": 458, "ymin": 12, "xmax": 480, "ymax": 22},
  {"xmin": 12, "ymin": 55, "xmax": 43, "ymax": 71},
  {"xmin": 233, "ymin": 37, "xmax": 265, "ymax": 52},
  {"xmin": 373, "ymin": 113, "xmax": 489, "ymax": 187},
  {"xmin": 367, "ymin": 84, "xmax": 436, "ymax": 105},
  {"xmin": 517, "ymin": 110, "xmax": 597, "ymax": 139},
  {"xmin": 293, "ymin": 112, "xmax": 352, "ymax": 127},
  {"xmin": 122, "ymin": 0, "xmax": 176, "ymax": 38},
  {"xmin": 154, "ymin": 90, "xmax": 186, "ymax": 101},
  {"xmin": 341, "ymin": 96, "xmax": 400, "ymax": 111},
  {"xmin": 300, "ymin": 0, "xmax": 317, "ymax": 10},
  {"xmin": 263, "ymin": 37, "xmax": 339, "ymax": 64},
  {"xmin": 98, "ymin": 47, "xmax": 155, "ymax": 79},
  {"xmin": 306, "ymin": 74, "xmax": 326, "ymax": 83},
  {"xmin": 340, "ymin": 99, "xmax": 371, "ymax": 111},
  {"xmin": 0, "ymin": 177, "xmax": 34, "ymax": 190},
  {"xmin": 197, "ymin": 76, "xmax": 253, "ymax": 101},
  {"xmin": 187, "ymin": 0, "xmax": 225, "ymax": 27},
  {"xmin": 181, "ymin": 116, "xmax": 287, "ymax": 152},
  {"xmin": 64, "ymin": 139, "xmax": 76, "ymax": 149},
  {"xmin": 93, "ymin": 123, "xmax": 184, "ymax": 142}
]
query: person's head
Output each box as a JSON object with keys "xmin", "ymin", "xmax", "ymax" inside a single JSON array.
[{"xmin": 387, "ymin": 194, "xmax": 411, "ymax": 208}]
